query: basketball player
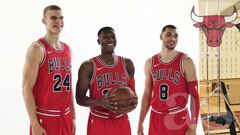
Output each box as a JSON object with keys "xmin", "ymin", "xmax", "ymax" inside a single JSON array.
[
  {"xmin": 22, "ymin": 5, "xmax": 75, "ymax": 135},
  {"xmin": 75, "ymin": 27, "xmax": 137, "ymax": 135},
  {"xmin": 137, "ymin": 25, "xmax": 200, "ymax": 135}
]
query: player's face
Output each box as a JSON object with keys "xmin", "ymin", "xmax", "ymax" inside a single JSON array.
[
  {"xmin": 98, "ymin": 30, "xmax": 117, "ymax": 54},
  {"xmin": 160, "ymin": 28, "xmax": 178, "ymax": 50},
  {"xmin": 43, "ymin": 10, "xmax": 64, "ymax": 35}
]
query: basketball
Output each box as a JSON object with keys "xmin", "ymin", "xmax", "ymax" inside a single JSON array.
[{"xmin": 107, "ymin": 86, "xmax": 137, "ymax": 114}]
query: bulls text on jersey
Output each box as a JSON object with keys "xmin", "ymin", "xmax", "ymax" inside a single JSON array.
[
  {"xmin": 152, "ymin": 68, "xmax": 180, "ymax": 85},
  {"xmin": 96, "ymin": 72, "xmax": 127, "ymax": 89},
  {"xmin": 48, "ymin": 57, "xmax": 71, "ymax": 74}
]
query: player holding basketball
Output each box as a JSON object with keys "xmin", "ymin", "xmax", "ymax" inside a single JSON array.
[
  {"xmin": 22, "ymin": 5, "xmax": 75, "ymax": 135},
  {"xmin": 137, "ymin": 25, "xmax": 200, "ymax": 135},
  {"xmin": 76, "ymin": 26, "xmax": 137, "ymax": 135}
]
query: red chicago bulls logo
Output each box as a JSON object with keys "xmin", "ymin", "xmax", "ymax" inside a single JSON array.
[{"xmin": 191, "ymin": 6, "xmax": 237, "ymax": 47}]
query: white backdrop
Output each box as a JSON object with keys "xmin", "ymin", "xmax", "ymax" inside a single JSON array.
[{"xmin": 0, "ymin": 0, "xmax": 204, "ymax": 134}]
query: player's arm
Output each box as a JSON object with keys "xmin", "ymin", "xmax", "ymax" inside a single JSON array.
[
  {"xmin": 69, "ymin": 46, "xmax": 76, "ymax": 135},
  {"xmin": 75, "ymin": 61, "xmax": 117, "ymax": 111},
  {"xmin": 137, "ymin": 58, "xmax": 153, "ymax": 135},
  {"xmin": 183, "ymin": 56, "xmax": 200, "ymax": 134},
  {"xmin": 124, "ymin": 58, "xmax": 135, "ymax": 90},
  {"xmin": 22, "ymin": 42, "xmax": 47, "ymax": 135},
  {"xmin": 124, "ymin": 58, "xmax": 138, "ymax": 110}
]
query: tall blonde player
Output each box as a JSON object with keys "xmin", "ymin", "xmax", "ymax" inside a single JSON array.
[{"xmin": 22, "ymin": 5, "xmax": 75, "ymax": 135}]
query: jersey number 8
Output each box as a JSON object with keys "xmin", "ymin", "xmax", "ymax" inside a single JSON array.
[{"xmin": 159, "ymin": 84, "xmax": 168, "ymax": 100}]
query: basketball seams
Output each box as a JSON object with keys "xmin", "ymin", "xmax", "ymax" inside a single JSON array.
[{"xmin": 108, "ymin": 87, "xmax": 134, "ymax": 98}]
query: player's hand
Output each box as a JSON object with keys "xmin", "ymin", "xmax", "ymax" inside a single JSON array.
[
  {"xmin": 99, "ymin": 95, "xmax": 117, "ymax": 112},
  {"xmin": 115, "ymin": 103, "xmax": 137, "ymax": 115},
  {"xmin": 137, "ymin": 123, "xmax": 144, "ymax": 135},
  {"xmin": 31, "ymin": 122, "xmax": 47, "ymax": 135},
  {"xmin": 185, "ymin": 128, "xmax": 196, "ymax": 135},
  {"xmin": 129, "ymin": 94, "xmax": 138, "ymax": 106},
  {"xmin": 72, "ymin": 119, "xmax": 76, "ymax": 135},
  {"xmin": 115, "ymin": 95, "xmax": 138, "ymax": 115},
  {"xmin": 133, "ymin": 95, "xmax": 138, "ymax": 106}
]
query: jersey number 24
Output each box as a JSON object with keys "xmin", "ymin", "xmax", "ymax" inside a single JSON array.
[{"xmin": 53, "ymin": 73, "xmax": 70, "ymax": 92}]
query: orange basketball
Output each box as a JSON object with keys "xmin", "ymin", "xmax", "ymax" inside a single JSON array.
[{"xmin": 107, "ymin": 86, "xmax": 137, "ymax": 114}]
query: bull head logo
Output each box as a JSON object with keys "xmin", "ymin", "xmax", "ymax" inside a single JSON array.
[{"xmin": 191, "ymin": 6, "xmax": 237, "ymax": 47}]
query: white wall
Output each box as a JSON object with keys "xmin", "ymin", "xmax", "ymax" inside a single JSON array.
[{"xmin": 0, "ymin": 0, "xmax": 203, "ymax": 134}]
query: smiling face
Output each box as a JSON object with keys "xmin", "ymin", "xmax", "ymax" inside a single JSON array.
[
  {"xmin": 98, "ymin": 29, "xmax": 117, "ymax": 54},
  {"xmin": 160, "ymin": 27, "xmax": 178, "ymax": 50},
  {"xmin": 42, "ymin": 9, "xmax": 64, "ymax": 35}
]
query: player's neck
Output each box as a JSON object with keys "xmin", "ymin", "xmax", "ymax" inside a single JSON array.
[
  {"xmin": 159, "ymin": 50, "xmax": 178, "ymax": 63},
  {"xmin": 99, "ymin": 53, "xmax": 116, "ymax": 65},
  {"xmin": 44, "ymin": 34, "xmax": 62, "ymax": 50}
]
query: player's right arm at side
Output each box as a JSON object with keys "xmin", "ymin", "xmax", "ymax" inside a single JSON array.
[
  {"xmin": 138, "ymin": 58, "xmax": 153, "ymax": 135},
  {"xmin": 75, "ymin": 60, "xmax": 94, "ymax": 107},
  {"xmin": 75, "ymin": 61, "xmax": 117, "ymax": 112},
  {"xmin": 22, "ymin": 42, "xmax": 46, "ymax": 134}
]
